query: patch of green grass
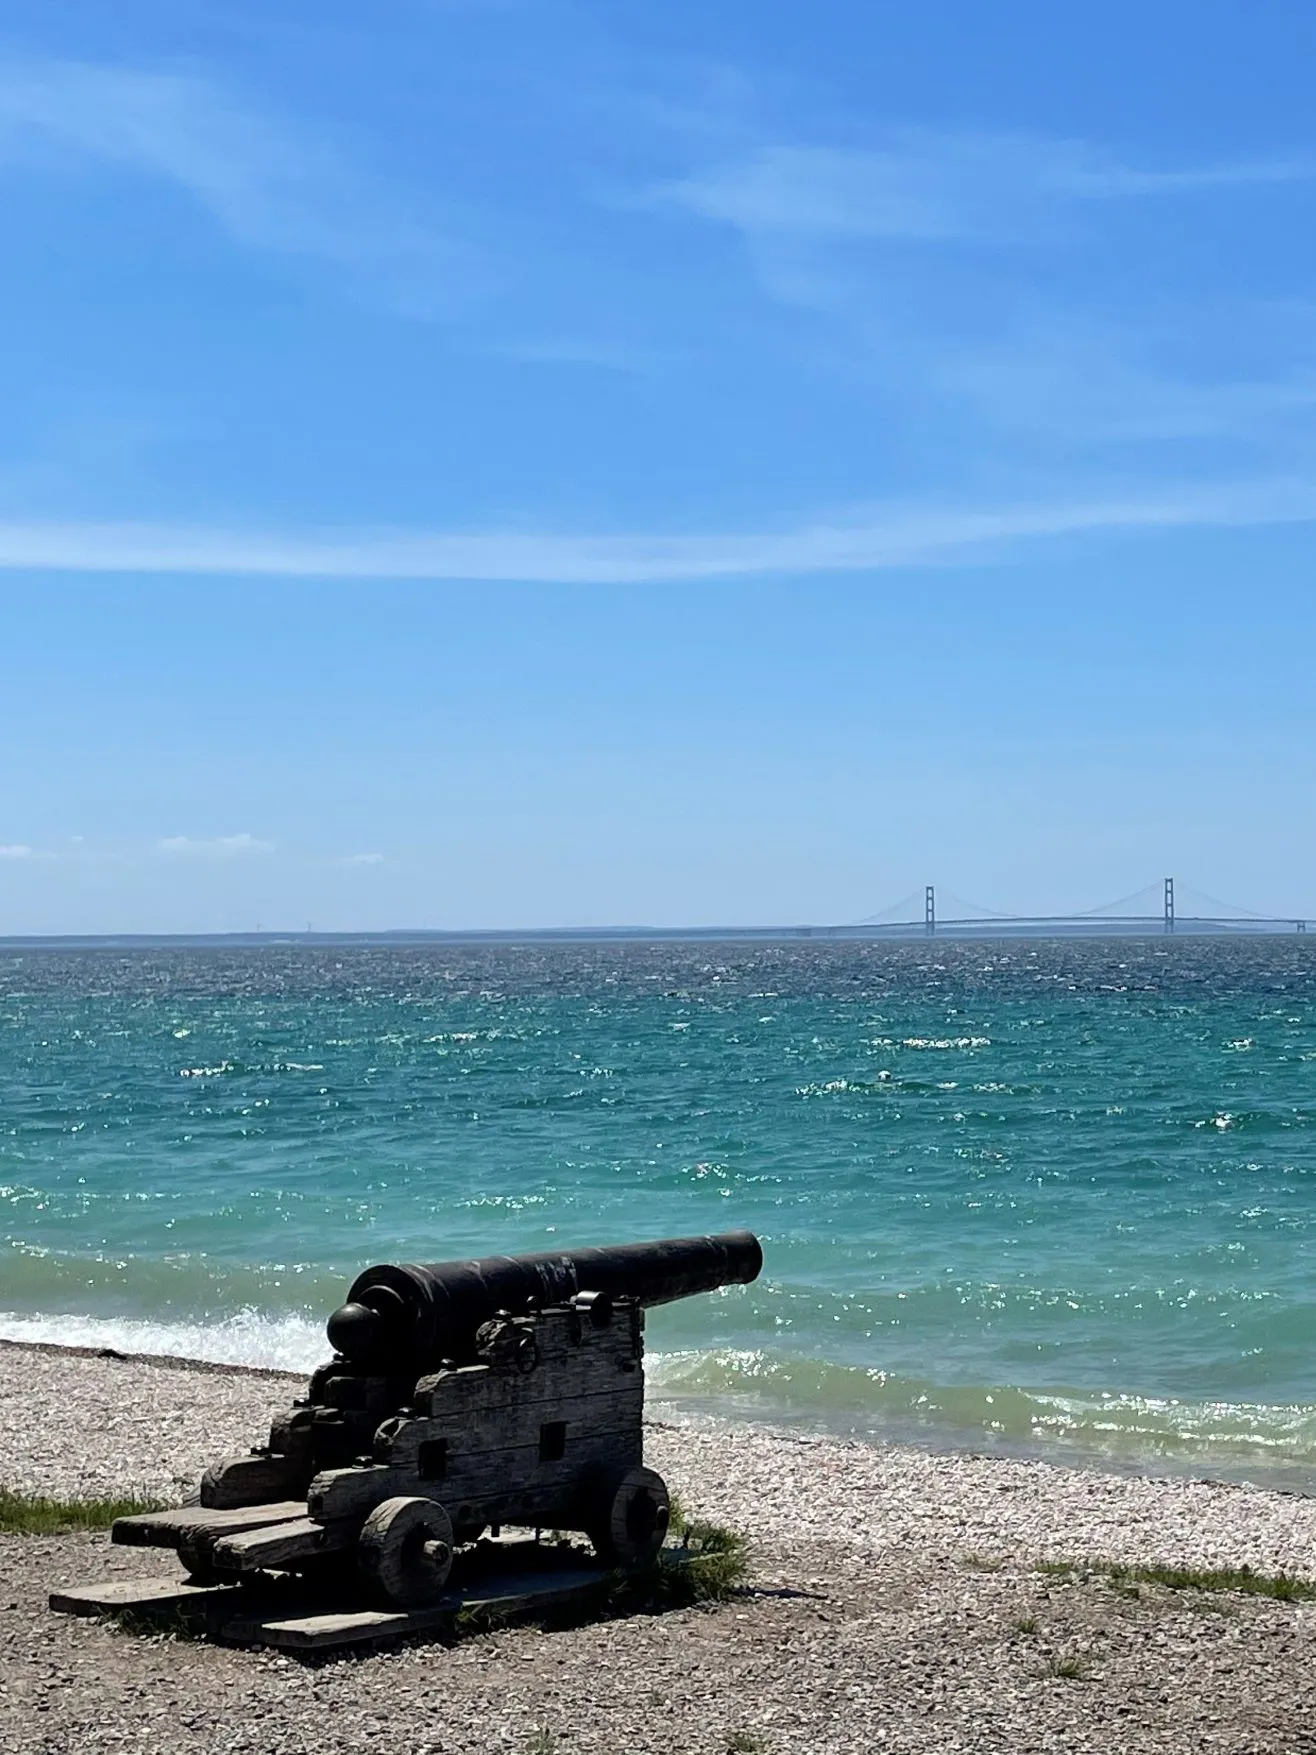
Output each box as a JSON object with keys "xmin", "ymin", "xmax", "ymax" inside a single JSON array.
[
  {"xmin": 1036, "ymin": 1556, "xmax": 1316, "ymax": 1603},
  {"xmin": 725, "ymin": 1734, "xmax": 767, "ymax": 1753},
  {"xmin": 964, "ymin": 1552, "xmax": 1005, "ymax": 1572},
  {"xmin": 0, "ymin": 1487, "xmax": 164, "ymax": 1535},
  {"xmin": 1044, "ymin": 1653, "xmax": 1089, "ymax": 1680},
  {"xmin": 453, "ymin": 1600, "xmax": 514, "ymax": 1637},
  {"xmin": 449, "ymin": 1506, "xmax": 749, "ymax": 1644},
  {"xmin": 525, "ymin": 1730, "xmax": 558, "ymax": 1755},
  {"xmin": 108, "ymin": 1604, "xmax": 196, "ymax": 1642},
  {"xmin": 641, "ymin": 1501, "xmax": 748, "ymax": 1610},
  {"xmin": 1110, "ymin": 1562, "xmax": 1315, "ymax": 1602},
  {"xmin": 1013, "ymin": 1615, "xmax": 1039, "ymax": 1634}
]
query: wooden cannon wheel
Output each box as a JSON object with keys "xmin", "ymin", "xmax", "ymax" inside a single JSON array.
[
  {"xmin": 586, "ymin": 1464, "xmax": 670, "ymax": 1568},
  {"xmin": 357, "ymin": 1496, "xmax": 455, "ymax": 1609}
]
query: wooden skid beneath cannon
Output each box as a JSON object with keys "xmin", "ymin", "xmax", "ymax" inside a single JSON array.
[
  {"xmin": 112, "ymin": 1499, "xmax": 351, "ymax": 1573},
  {"xmin": 51, "ymin": 1542, "xmax": 696, "ymax": 1654},
  {"xmin": 113, "ymin": 1501, "xmax": 311, "ymax": 1550},
  {"xmin": 51, "ymin": 1576, "xmax": 238, "ymax": 1619}
]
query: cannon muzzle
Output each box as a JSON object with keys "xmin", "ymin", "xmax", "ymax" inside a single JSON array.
[{"xmin": 327, "ymin": 1229, "xmax": 762, "ymax": 1367}]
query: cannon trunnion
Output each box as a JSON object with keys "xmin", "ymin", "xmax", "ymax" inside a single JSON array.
[{"xmin": 110, "ymin": 1231, "xmax": 761, "ymax": 1614}]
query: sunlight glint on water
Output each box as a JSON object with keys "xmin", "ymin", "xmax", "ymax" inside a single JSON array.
[{"xmin": 1, "ymin": 937, "xmax": 1314, "ymax": 1484}]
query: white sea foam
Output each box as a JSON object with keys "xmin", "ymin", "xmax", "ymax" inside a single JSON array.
[
  {"xmin": 646, "ymin": 1346, "xmax": 1316, "ymax": 1484},
  {"xmin": 0, "ymin": 1307, "xmax": 326, "ymax": 1373}
]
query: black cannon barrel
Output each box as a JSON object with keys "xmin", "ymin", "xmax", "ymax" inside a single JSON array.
[{"xmin": 326, "ymin": 1229, "xmax": 762, "ymax": 1367}]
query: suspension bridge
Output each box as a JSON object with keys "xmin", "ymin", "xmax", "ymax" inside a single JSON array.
[
  {"xmin": 3, "ymin": 879, "xmax": 1310, "ymax": 948},
  {"xmin": 830, "ymin": 877, "xmax": 1309, "ymax": 939}
]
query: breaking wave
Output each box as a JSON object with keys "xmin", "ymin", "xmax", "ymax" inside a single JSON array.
[
  {"xmin": 647, "ymin": 1347, "xmax": 1316, "ymax": 1487},
  {"xmin": 5, "ymin": 1303, "xmax": 1316, "ymax": 1490},
  {"xmin": 0, "ymin": 1307, "xmax": 326, "ymax": 1373}
]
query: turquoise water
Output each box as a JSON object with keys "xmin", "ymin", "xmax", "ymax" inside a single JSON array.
[{"xmin": 2, "ymin": 938, "xmax": 1315, "ymax": 1484}]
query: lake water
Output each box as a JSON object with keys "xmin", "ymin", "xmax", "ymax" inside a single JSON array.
[{"xmin": 2, "ymin": 936, "xmax": 1314, "ymax": 1485}]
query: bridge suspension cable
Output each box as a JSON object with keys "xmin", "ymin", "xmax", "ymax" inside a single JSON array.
[
  {"xmin": 849, "ymin": 887, "xmax": 926, "ymax": 927},
  {"xmin": 934, "ymin": 890, "xmax": 1016, "ymax": 920},
  {"xmin": 1076, "ymin": 881, "xmax": 1167, "ymax": 918},
  {"xmin": 1168, "ymin": 882, "xmax": 1272, "ymax": 921},
  {"xmin": 845, "ymin": 876, "xmax": 1311, "ymax": 934}
]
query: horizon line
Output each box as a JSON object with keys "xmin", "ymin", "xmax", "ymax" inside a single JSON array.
[{"xmin": 1, "ymin": 913, "xmax": 1310, "ymax": 948}]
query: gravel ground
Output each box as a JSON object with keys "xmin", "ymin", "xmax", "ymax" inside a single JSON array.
[{"xmin": 3, "ymin": 1340, "xmax": 1316, "ymax": 1754}]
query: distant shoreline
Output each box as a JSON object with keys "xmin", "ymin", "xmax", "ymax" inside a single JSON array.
[{"xmin": 2, "ymin": 921, "xmax": 1311, "ymax": 947}]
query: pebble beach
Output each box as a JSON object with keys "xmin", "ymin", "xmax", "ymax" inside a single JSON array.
[{"xmin": 4, "ymin": 1338, "xmax": 1316, "ymax": 1753}]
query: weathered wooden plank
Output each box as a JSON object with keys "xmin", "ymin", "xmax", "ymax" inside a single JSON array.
[
  {"xmin": 200, "ymin": 1453, "xmax": 302, "ymax": 1509},
  {"xmin": 426, "ymin": 1425, "xmax": 641, "ymax": 1499},
  {"xmin": 308, "ymin": 1426, "xmax": 640, "ymax": 1524},
  {"xmin": 212, "ymin": 1517, "xmax": 353, "ymax": 1572},
  {"xmin": 375, "ymin": 1385, "xmax": 642, "ymax": 1469},
  {"xmin": 48, "ymin": 1577, "xmax": 240, "ymax": 1617},
  {"xmin": 415, "ymin": 1346, "xmax": 641, "ymax": 1415},
  {"xmin": 306, "ymin": 1466, "xmax": 413, "ymax": 1522},
  {"xmin": 55, "ymin": 1544, "xmax": 698, "ymax": 1649},
  {"xmin": 111, "ymin": 1501, "xmax": 308, "ymax": 1549},
  {"xmin": 428, "ymin": 1435, "xmax": 643, "ymax": 1534},
  {"xmin": 482, "ymin": 1312, "xmax": 641, "ymax": 1370},
  {"xmin": 219, "ymin": 1563, "xmax": 613, "ymax": 1652},
  {"xmin": 221, "ymin": 1604, "xmax": 429, "ymax": 1649}
]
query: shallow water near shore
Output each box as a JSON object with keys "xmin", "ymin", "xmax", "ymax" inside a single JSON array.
[{"xmin": 2, "ymin": 937, "xmax": 1314, "ymax": 1486}]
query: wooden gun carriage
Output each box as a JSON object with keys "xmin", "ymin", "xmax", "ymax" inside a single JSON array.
[{"xmin": 112, "ymin": 1230, "xmax": 762, "ymax": 1611}]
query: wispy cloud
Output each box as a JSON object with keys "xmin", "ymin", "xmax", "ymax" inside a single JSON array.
[
  {"xmin": 155, "ymin": 833, "xmax": 274, "ymax": 857},
  {"xmin": 654, "ymin": 131, "xmax": 1312, "ymax": 245},
  {"xmin": 0, "ymin": 843, "xmax": 34, "ymax": 859},
  {"xmin": 0, "ymin": 52, "xmax": 487, "ymax": 316},
  {"xmin": 1, "ymin": 478, "xmax": 1314, "ymax": 583},
  {"xmin": 929, "ymin": 321, "xmax": 1316, "ymax": 445},
  {"xmin": 646, "ymin": 124, "xmax": 1316, "ymax": 458},
  {"xmin": 339, "ymin": 852, "xmax": 385, "ymax": 866}
]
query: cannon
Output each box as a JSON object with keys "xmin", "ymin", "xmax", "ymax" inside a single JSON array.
[{"xmin": 111, "ymin": 1230, "xmax": 762, "ymax": 1612}]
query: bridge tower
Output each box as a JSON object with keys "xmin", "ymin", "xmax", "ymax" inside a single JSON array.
[
  {"xmin": 925, "ymin": 885, "xmax": 936, "ymax": 937},
  {"xmin": 1164, "ymin": 877, "xmax": 1175, "ymax": 935}
]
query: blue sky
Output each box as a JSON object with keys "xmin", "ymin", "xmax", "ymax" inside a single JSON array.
[{"xmin": 1, "ymin": 0, "xmax": 1314, "ymax": 931}]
